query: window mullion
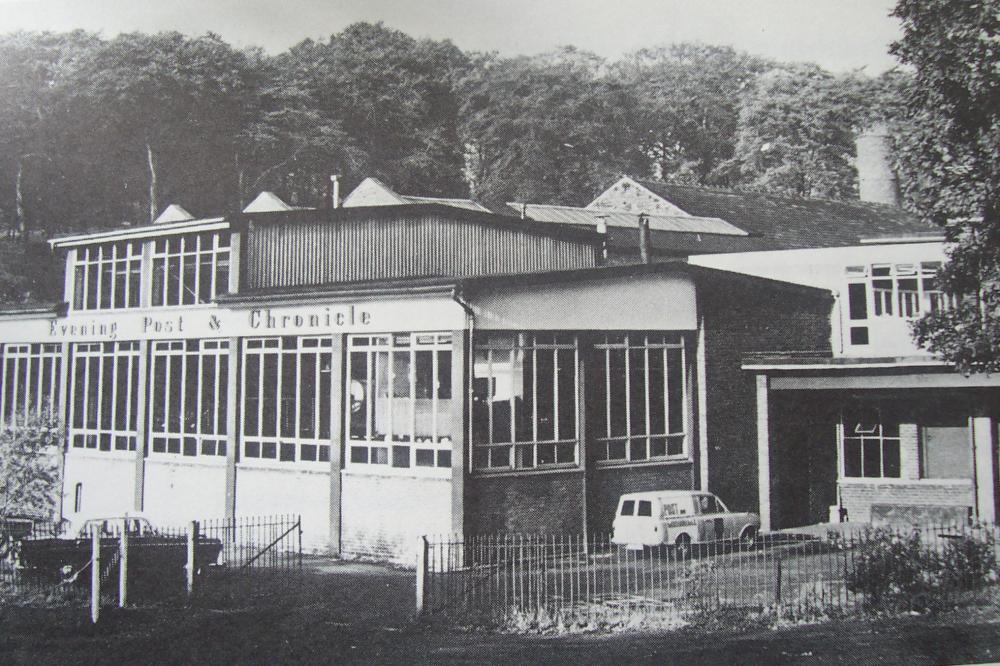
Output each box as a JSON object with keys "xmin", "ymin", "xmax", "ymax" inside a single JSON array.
[{"xmin": 624, "ymin": 337, "xmax": 631, "ymax": 461}]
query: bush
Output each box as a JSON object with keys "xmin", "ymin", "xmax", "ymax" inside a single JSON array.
[{"xmin": 845, "ymin": 527, "xmax": 998, "ymax": 611}]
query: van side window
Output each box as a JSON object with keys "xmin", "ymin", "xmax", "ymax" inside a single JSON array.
[
  {"xmin": 637, "ymin": 500, "xmax": 652, "ymax": 517},
  {"xmin": 662, "ymin": 503, "xmax": 678, "ymax": 516},
  {"xmin": 620, "ymin": 500, "xmax": 635, "ymax": 516}
]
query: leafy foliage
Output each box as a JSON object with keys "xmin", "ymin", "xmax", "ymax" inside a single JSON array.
[
  {"xmin": 892, "ymin": 0, "xmax": 1000, "ymax": 373},
  {"xmin": 0, "ymin": 410, "xmax": 62, "ymax": 522}
]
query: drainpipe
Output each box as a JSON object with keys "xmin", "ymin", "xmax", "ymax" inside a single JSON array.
[
  {"xmin": 451, "ymin": 284, "xmax": 476, "ymax": 477},
  {"xmin": 638, "ymin": 213, "xmax": 651, "ymax": 264}
]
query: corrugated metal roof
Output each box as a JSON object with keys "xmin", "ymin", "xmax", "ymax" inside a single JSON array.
[
  {"xmin": 507, "ymin": 203, "xmax": 749, "ymax": 236},
  {"xmin": 401, "ymin": 195, "xmax": 492, "ymax": 213}
]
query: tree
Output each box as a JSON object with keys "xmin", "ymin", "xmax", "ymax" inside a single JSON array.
[
  {"xmin": 721, "ymin": 64, "xmax": 884, "ymax": 199},
  {"xmin": 0, "ymin": 411, "xmax": 62, "ymax": 524},
  {"xmin": 460, "ymin": 47, "xmax": 649, "ymax": 207},
  {"xmin": 894, "ymin": 0, "xmax": 1000, "ymax": 373},
  {"xmin": 613, "ymin": 43, "xmax": 769, "ymax": 186},
  {"xmin": 280, "ymin": 23, "xmax": 470, "ymax": 202}
]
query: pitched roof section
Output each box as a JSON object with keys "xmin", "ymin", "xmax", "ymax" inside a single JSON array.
[
  {"xmin": 508, "ymin": 202, "xmax": 748, "ymax": 236},
  {"xmin": 153, "ymin": 204, "xmax": 195, "ymax": 224},
  {"xmin": 342, "ymin": 176, "xmax": 489, "ymax": 212},
  {"xmin": 243, "ymin": 191, "xmax": 311, "ymax": 213},
  {"xmin": 632, "ymin": 180, "xmax": 938, "ymax": 250}
]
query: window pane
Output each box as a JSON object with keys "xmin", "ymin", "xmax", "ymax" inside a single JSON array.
[
  {"xmin": 318, "ymin": 352, "xmax": 331, "ymax": 439},
  {"xmin": 556, "ymin": 348, "xmax": 575, "ymax": 440},
  {"xmin": 648, "ymin": 348, "xmax": 666, "ymax": 436},
  {"xmin": 535, "ymin": 348, "xmax": 555, "ymax": 441},
  {"xmin": 243, "ymin": 354, "xmax": 259, "ymax": 436},
  {"xmin": 862, "ymin": 438, "xmax": 882, "ymax": 477},
  {"xmin": 491, "ymin": 349, "xmax": 512, "ymax": 444},
  {"xmin": 261, "ymin": 353, "xmax": 278, "ymax": 437},
  {"xmin": 201, "ymin": 354, "xmax": 217, "ymax": 435},
  {"xmin": 184, "ymin": 353, "xmax": 198, "ymax": 434},
  {"xmin": 666, "ymin": 348, "xmax": 684, "ymax": 434},
  {"xmin": 391, "ymin": 350, "xmax": 411, "ymax": 441},
  {"xmin": 299, "ymin": 353, "xmax": 316, "ymax": 439},
  {"xmin": 844, "ymin": 439, "xmax": 862, "ymax": 477},
  {"xmin": 373, "ymin": 350, "xmax": 390, "ymax": 441},
  {"xmin": 349, "ymin": 351, "xmax": 368, "ymax": 440},
  {"xmin": 515, "ymin": 348, "xmax": 534, "ymax": 442},
  {"xmin": 592, "ymin": 350, "xmax": 607, "ymax": 439},
  {"xmin": 168, "ymin": 355, "xmax": 183, "ymax": 433},
  {"xmin": 280, "ymin": 353, "xmax": 296, "ymax": 438},
  {"xmin": 628, "ymin": 348, "xmax": 645, "ymax": 436},
  {"xmin": 608, "ymin": 349, "xmax": 627, "ymax": 437},
  {"xmin": 436, "ymin": 350, "xmax": 451, "ymax": 399},
  {"xmin": 848, "ymin": 283, "xmax": 868, "ymax": 320},
  {"xmin": 922, "ymin": 421, "xmax": 972, "ymax": 479},
  {"xmin": 472, "ymin": 349, "xmax": 490, "ymax": 445},
  {"xmin": 882, "ymin": 440, "xmax": 900, "ymax": 478},
  {"xmin": 218, "ymin": 355, "xmax": 229, "ymax": 436}
]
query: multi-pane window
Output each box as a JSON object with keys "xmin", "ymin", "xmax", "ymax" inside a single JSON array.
[
  {"xmin": 593, "ymin": 334, "xmax": 686, "ymax": 463},
  {"xmin": 151, "ymin": 232, "xmax": 231, "ymax": 307},
  {"xmin": 242, "ymin": 337, "xmax": 332, "ymax": 463},
  {"xmin": 150, "ymin": 340, "xmax": 229, "ymax": 458},
  {"xmin": 472, "ymin": 333, "xmax": 578, "ymax": 471},
  {"xmin": 348, "ymin": 333, "xmax": 454, "ymax": 470},
  {"xmin": 0, "ymin": 343, "xmax": 62, "ymax": 427},
  {"xmin": 69, "ymin": 342, "xmax": 140, "ymax": 452},
  {"xmin": 846, "ymin": 262, "xmax": 951, "ymax": 321},
  {"xmin": 72, "ymin": 242, "xmax": 142, "ymax": 310},
  {"xmin": 841, "ymin": 406, "xmax": 900, "ymax": 478}
]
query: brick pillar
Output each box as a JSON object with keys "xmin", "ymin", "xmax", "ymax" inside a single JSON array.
[
  {"xmin": 755, "ymin": 374, "xmax": 771, "ymax": 532},
  {"xmin": 973, "ymin": 416, "xmax": 996, "ymax": 523},
  {"xmin": 899, "ymin": 423, "xmax": 920, "ymax": 481}
]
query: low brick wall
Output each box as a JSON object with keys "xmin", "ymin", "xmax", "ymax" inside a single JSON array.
[
  {"xmin": 465, "ymin": 470, "xmax": 585, "ymax": 535},
  {"xmin": 589, "ymin": 462, "xmax": 694, "ymax": 535},
  {"xmin": 839, "ymin": 480, "xmax": 975, "ymax": 524}
]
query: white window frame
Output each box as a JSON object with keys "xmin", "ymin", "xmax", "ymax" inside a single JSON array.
[
  {"xmin": 346, "ymin": 332, "xmax": 454, "ymax": 472},
  {"xmin": 68, "ymin": 341, "xmax": 140, "ymax": 453},
  {"xmin": 839, "ymin": 406, "xmax": 902, "ymax": 479},
  {"xmin": 594, "ymin": 333, "xmax": 688, "ymax": 465},
  {"xmin": 150, "ymin": 231, "xmax": 231, "ymax": 307},
  {"xmin": 149, "ymin": 339, "xmax": 229, "ymax": 459},
  {"xmin": 71, "ymin": 241, "xmax": 142, "ymax": 311},
  {"xmin": 0, "ymin": 343, "xmax": 62, "ymax": 428},
  {"xmin": 845, "ymin": 261, "xmax": 952, "ymax": 322},
  {"xmin": 241, "ymin": 336, "xmax": 333, "ymax": 465},
  {"xmin": 471, "ymin": 332, "xmax": 579, "ymax": 472}
]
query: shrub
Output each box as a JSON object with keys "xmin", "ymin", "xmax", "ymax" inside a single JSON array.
[{"xmin": 845, "ymin": 527, "xmax": 998, "ymax": 611}]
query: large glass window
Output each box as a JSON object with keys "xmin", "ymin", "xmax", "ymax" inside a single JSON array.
[
  {"xmin": 72, "ymin": 242, "xmax": 142, "ymax": 311},
  {"xmin": 920, "ymin": 412, "xmax": 972, "ymax": 480},
  {"xmin": 151, "ymin": 231, "xmax": 230, "ymax": 307},
  {"xmin": 149, "ymin": 340, "xmax": 229, "ymax": 458},
  {"xmin": 242, "ymin": 336, "xmax": 332, "ymax": 463},
  {"xmin": 348, "ymin": 333, "xmax": 454, "ymax": 470},
  {"xmin": 841, "ymin": 406, "xmax": 900, "ymax": 478},
  {"xmin": 69, "ymin": 342, "xmax": 140, "ymax": 452},
  {"xmin": 593, "ymin": 333, "xmax": 687, "ymax": 464},
  {"xmin": 0, "ymin": 343, "xmax": 62, "ymax": 427},
  {"xmin": 471, "ymin": 332, "xmax": 578, "ymax": 471}
]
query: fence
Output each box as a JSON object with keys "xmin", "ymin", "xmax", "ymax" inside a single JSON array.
[
  {"xmin": 419, "ymin": 522, "xmax": 1000, "ymax": 626},
  {"xmin": 0, "ymin": 514, "xmax": 303, "ymax": 615}
]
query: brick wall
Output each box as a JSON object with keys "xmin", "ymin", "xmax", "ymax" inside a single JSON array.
[
  {"xmin": 588, "ymin": 463, "xmax": 693, "ymax": 535},
  {"xmin": 340, "ymin": 471, "xmax": 452, "ymax": 565},
  {"xmin": 700, "ymin": 275, "xmax": 833, "ymax": 514},
  {"xmin": 840, "ymin": 480, "xmax": 975, "ymax": 523},
  {"xmin": 465, "ymin": 471, "xmax": 585, "ymax": 535}
]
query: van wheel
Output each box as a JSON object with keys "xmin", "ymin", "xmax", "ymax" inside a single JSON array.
[
  {"xmin": 739, "ymin": 526, "xmax": 758, "ymax": 550},
  {"xmin": 673, "ymin": 534, "xmax": 692, "ymax": 560}
]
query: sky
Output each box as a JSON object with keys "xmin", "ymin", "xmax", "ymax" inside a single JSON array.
[{"xmin": 0, "ymin": 0, "xmax": 904, "ymax": 73}]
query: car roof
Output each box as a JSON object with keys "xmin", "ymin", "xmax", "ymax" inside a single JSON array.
[{"xmin": 618, "ymin": 490, "xmax": 710, "ymax": 502}]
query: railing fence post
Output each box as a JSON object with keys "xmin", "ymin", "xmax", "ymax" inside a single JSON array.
[
  {"xmin": 416, "ymin": 535, "xmax": 429, "ymax": 618},
  {"xmin": 90, "ymin": 528, "xmax": 100, "ymax": 624},
  {"xmin": 119, "ymin": 518, "xmax": 128, "ymax": 608},
  {"xmin": 187, "ymin": 520, "xmax": 198, "ymax": 599}
]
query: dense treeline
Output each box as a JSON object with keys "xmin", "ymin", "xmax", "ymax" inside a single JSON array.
[
  {"xmin": 0, "ymin": 22, "xmax": 910, "ymax": 303},
  {"xmin": 0, "ymin": 22, "xmax": 909, "ymax": 234}
]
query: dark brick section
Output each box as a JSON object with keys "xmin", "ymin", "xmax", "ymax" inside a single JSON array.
[
  {"xmin": 588, "ymin": 463, "xmax": 694, "ymax": 536},
  {"xmin": 700, "ymin": 274, "xmax": 833, "ymax": 515},
  {"xmin": 465, "ymin": 471, "xmax": 585, "ymax": 535}
]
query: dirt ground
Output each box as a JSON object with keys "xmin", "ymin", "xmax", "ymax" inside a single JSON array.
[{"xmin": 2, "ymin": 558, "xmax": 1000, "ymax": 665}]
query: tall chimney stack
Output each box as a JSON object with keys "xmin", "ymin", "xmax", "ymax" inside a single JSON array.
[
  {"xmin": 330, "ymin": 175, "xmax": 341, "ymax": 209},
  {"xmin": 856, "ymin": 124, "xmax": 900, "ymax": 206}
]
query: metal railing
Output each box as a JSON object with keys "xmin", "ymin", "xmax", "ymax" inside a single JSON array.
[{"xmin": 419, "ymin": 522, "xmax": 1000, "ymax": 625}]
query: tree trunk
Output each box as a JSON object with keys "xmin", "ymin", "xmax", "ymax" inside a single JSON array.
[
  {"xmin": 15, "ymin": 158, "xmax": 25, "ymax": 238},
  {"xmin": 146, "ymin": 142, "xmax": 158, "ymax": 224}
]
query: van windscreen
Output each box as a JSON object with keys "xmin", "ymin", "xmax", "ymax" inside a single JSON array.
[{"xmin": 620, "ymin": 500, "xmax": 635, "ymax": 516}]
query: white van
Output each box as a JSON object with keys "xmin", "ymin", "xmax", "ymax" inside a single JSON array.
[{"xmin": 611, "ymin": 490, "xmax": 760, "ymax": 553}]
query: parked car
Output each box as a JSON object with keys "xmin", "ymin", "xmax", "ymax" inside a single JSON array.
[
  {"xmin": 16, "ymin": 514, "xmax": 223, "ymax": 584},
  {"xmin": 611, "ymin": 490, "xmax": 760, "ymax": 555}
]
